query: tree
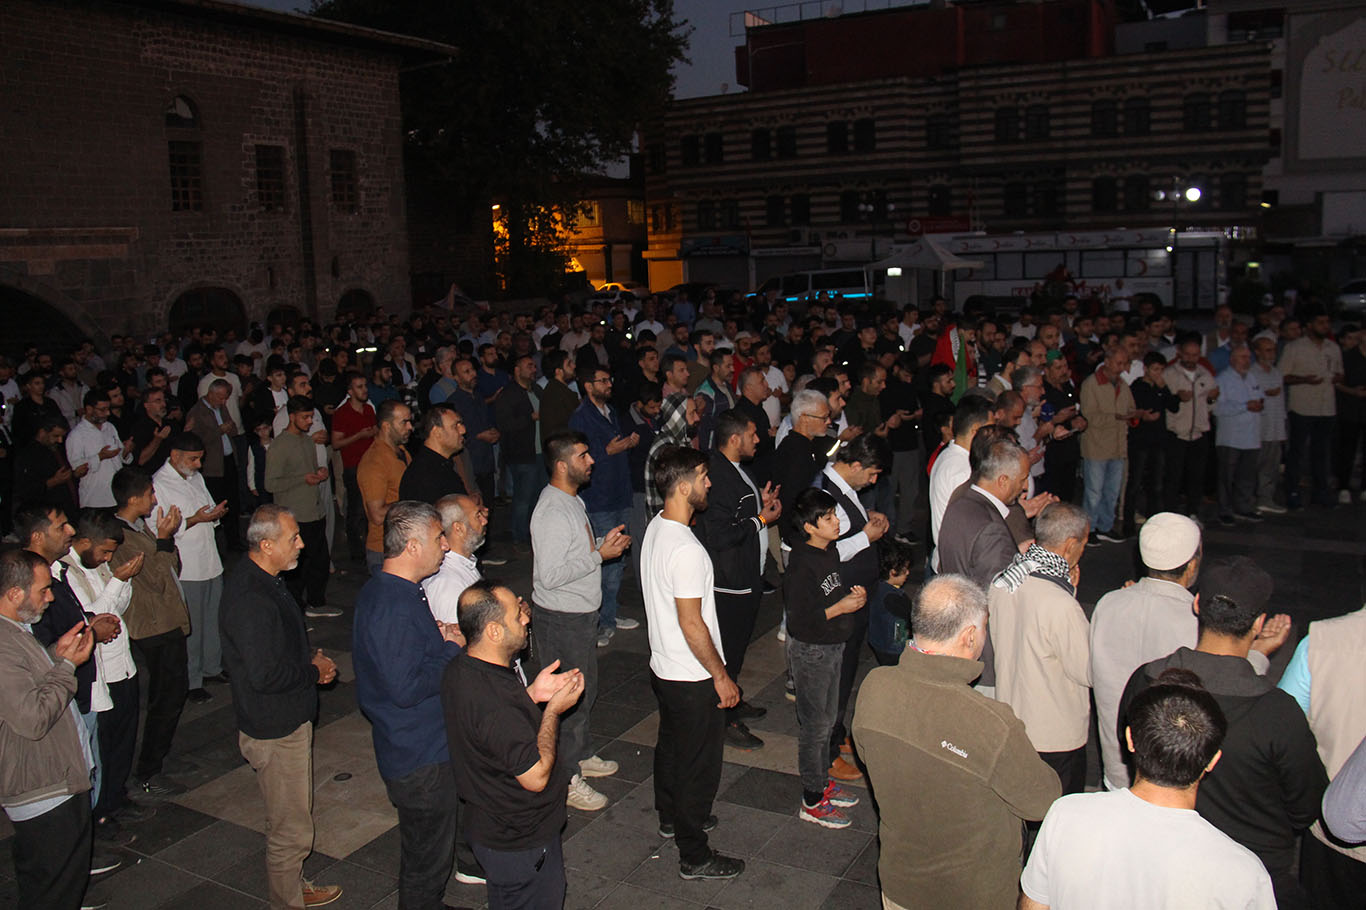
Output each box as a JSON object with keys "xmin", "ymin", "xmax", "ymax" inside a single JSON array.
[{"xmin": 312, "ymin": 0, "xmax": 689, "ymax": 297}]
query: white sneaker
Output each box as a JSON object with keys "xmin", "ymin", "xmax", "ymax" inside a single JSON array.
[
  {"xmin": 579, "ymin": 754, "xmax": 619, "ymax": 778},
  {"xmin": 566, "ymin": 774, "xmax": 608, "ymax": 811},
  {"xmin": 304, "ymin": 605, "xmax": 343, "ymax": 618},
  {"xmin": 1257, "ymin": 503, "xmax": 1287, "ymax": 515},
  {"xmin": 615, "ymin": 617, "xmax": 640, "ymax": 631},
  {"xmin": 776, "ymin": 626, "xmax": 787, "ymax": 643},
  {"xmin": 1339, "ymin": 489, "xmax": 1353, "ymax": 505}
]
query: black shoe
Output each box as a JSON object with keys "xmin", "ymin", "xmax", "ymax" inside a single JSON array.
[
  {"xmin": 731, "ymin": 700, "xmax": 767, "ymax": 721},
  {"xmin": 659, "ymin": 814, "xmax": 718, "ymax": 838},
  {"xmin": 115, "ymin": 803, "xmax": 157, "ymax": 824},
  {"xmin": 724, "ymin": 720, "xmax": 764, "ymax": 751},
  {"xmin": 94, "ymin": 818, "xmax": 136, "ymax": 847},
  {"xmin": 1234, "ymin": 512, "xmax": 1263, "ymax": 523},
  {"xmin": 1218, "ymin": 514, "xmax": 1236, "ymax": 527},
  {"xmin": 1086, "ymin": 531, "xmax": 1101, "ymax": 548},
  {"xmin": 203, "ymin": 672, "xmax": 230, "ymax": 684},
  {"xmin": 761, "ymin": 580, "xmax": 778, "ymax": 595},
  {"xmin": 1096, "ymin": 530, "xmax": 1127, "ymax": 543},
  {"xmin": 138, "ymin": 775, "xmax": 186, "ymax": 798},
  {"xmin": 186, "ymin": 687, "xmax": 212, "ymax": 704},
  {"xmin": 680, "ymin": 851, "xmax": 745, "ymax": 881},
  {"xmin": 90, "ymin": 851, "xmax": 122, "ymax": 875}
]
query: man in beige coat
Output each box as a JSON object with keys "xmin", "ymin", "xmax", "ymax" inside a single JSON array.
[
  {"xmin": 989, "ymin": 502, "xmax": 1091, "ymax": 794},
  {"xmin": 1079, "ymin": 347, "xmax": 1135, "ymax": 544}
]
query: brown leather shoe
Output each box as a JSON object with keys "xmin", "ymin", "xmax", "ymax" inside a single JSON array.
[
  {"xmin": 839, "ymin": 736, "xmax": 854, "ymax": 756},
  {"xmin": 828, "ymin": 755, "xmax": 863, "ymax": 781},
  {"xmin": 302, "ymin": 883, "xmax": 343, "ymax": 907}
]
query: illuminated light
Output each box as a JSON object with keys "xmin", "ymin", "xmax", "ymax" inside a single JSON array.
[
  {"xmin": 1246, "ymin": 261, "xmax": 1261, "ymax": 268},
  {"xmin": 1260, "ymin": 202, "xmax": 1272, "ymax": 209},
  {"xmin": 1165, "ymin": 245, "xmax": 1174, "ymax": 253},
  {"xmin": 491, "ymin": 203, "xmax": 501, "ymax": 211},
  {"xmin": 1184, "ymin": 187, "xmax": 1202, "ymax": 203},
  {"xmin": 887, "ymin": 267, "xmax": 903, "ymax": 277}
]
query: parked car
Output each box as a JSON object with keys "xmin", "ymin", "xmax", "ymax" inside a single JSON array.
[
  {"xmin": 1335, "ymin": 279, "xmax": 1366, "ymax": 317},
  {"xmin": 596, "ymin": 281, "xmax": 651, "ymax": 300}
]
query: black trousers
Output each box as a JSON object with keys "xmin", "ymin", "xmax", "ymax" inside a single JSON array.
[
  {"xmin": 12, "ymin": 791, "xmax": 92, "ymax": 910},
  {"xmin": 1042, "ymin": 454, "xmax": 1080, "ymax": 504},
  {"xmin": 95, "ymin": 675, "xmax": 140, "ymax": 819},
  {"xmin": 471, "ymin": 838, "xmax": 565, "ymax": 910},
  {"xmin": 1300, "ymin": 834, "xmax": 1366, "ymax": 910},
  {"xmin": 342, "ymin": 466, "xmax": 367, "ymax": 560},
  {"xmin": 284, "ymin": 517, "xmax": 329, "ymax": 609},
  {"xmin": 132, "ymin": 629, "xmax": 188, "ymax": 781},
  {"xmin": 205, "ymin": 453, "xmax": 243, "ymax": 548},
  {"xmin": 1124, "ymin": 440, "xmax": 1165, "ymax": 531},
  {"xmin": 829, "ymin": 615, "xmax": 868, "ymax": 763},
  {"xmin": 383, "ymin": 761, "xmax": 480, "ymax": 910},
  {"xmin": 1040, "ymin": 746, "xmax": 1087, "ymax": 796},
  {"xmin": 651, "ymin": 673, "xmax": 724, "ymax": 866},
  {"xmin": 715, "ymin": 589, "xmax": 762, "ymax": 699},
  {"xmin": 1163, "ymin": 434, "xmax": 1210, "ymax": 515}
]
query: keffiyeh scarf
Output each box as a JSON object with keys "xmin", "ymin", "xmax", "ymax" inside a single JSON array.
[{"xmin": 992, "ymin": 543, "xmax": 1074, "ymax": 596}]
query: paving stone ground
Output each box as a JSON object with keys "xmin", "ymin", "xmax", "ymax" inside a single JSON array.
[{"xmin": 2, "ymin": 496, "xmax": 1362, "ymax": 909}]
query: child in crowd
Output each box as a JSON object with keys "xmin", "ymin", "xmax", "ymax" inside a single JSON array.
[
  {"xmin": 784, "ymin": 488, "xmax": 867, "ymax": 829},
  {"xmin": 867, "ymin": 539, "xmax": 914, "ymax": 666}
]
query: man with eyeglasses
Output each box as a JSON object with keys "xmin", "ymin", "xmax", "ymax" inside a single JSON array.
[
  {"xmin": 774, "ymin": 388, "xmax": 836, "ymax": 551},
  {"xmin": 569, "ymin": 369, "xmax": 640, "ymax": 647}
]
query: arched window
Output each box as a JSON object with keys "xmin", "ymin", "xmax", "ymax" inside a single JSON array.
[
  {"xmin": 169, "ymin": 287, "xmax": 246, "ymax": 337},
  {"xmin": 1091, "ymin": 100, "xmax": 1118, "ymax": 137},
  {"xmin": 337, "ymin": 289, "xmax": 376, "ymax": 320},
  {"xmin": 165, "ymin": 95, "xmax": 199, "ymax": 129}
]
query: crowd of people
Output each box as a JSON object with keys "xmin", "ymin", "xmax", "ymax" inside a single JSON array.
[{"xmin": 1, "ymin": 283, "xmax": 1364, "ymax": 910}]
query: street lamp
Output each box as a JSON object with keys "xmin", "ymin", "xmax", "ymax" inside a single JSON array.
[
  {"xmin": 858, "ymin": 195, "xmax": 895, "ymax": 259},
  {"xmin": 1153, "ymin": 178, "xmax": 1203, "ymax": 309}
]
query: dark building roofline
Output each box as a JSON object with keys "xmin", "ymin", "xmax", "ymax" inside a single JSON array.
[{"xmin": 107, "ymin": 0, "xmax": 458, "ymax": 61}]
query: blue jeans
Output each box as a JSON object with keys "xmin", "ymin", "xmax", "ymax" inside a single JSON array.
[
  {"xmin": 507, "ymin": 461, "xmax": 545, "ymax": 544},
  {"xmin": 1082, "ymin": 458, "xmax": 1125, "ymax": 533},
  {"xmin": 787, "ymin": 638, "xmax": 844, "ymax": 796},
  {"xmin": 588, "ymin": 507, "xmax": 630, "ymax": 630},
  {"xmin": 472, "ymin": 837, "xmax": 565, "ymax": 910}
]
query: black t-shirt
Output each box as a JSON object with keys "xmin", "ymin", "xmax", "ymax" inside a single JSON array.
[
  {"xmin": 442, "ymin": 653, "xmax": 568, "ymax": 850},
  {"xmin": 397, "ymin": 444, "xmax": 467, "ymax": 504},
  {"xmin": 784, "ymin": 541, "xmax": 856, "ymax": 644},
  {"xmin": 880, "ymin": 378, "xmax": 920, "ymax": 452}
]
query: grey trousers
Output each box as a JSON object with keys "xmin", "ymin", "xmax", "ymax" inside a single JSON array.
[
  {"xmin": 890, "ymin": 448, "xmax": 924, "ymax": 536},
  {"xmin": 1257, "ymin": 440, "xmax": 1284, "ymax": 507},
  {"xmin": 530, "ymin": 605, "xmax": 599, "ymax": 767},
  {"xmin": 183, "ymin": 574, "xmax": 223, "ymax": 689},
  {"xmin": 1217, "ymin": 445, "xmax": 1258, "ymax": 517}
]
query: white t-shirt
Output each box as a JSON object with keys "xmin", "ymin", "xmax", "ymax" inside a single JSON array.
[
  {"xmin": 1021, "ymin": 789, "xmax": 1275, "ymax": 910},
  {"xmin": 761, "ymin": 365, "xmax": 787, "ymax": 428},
  {"xmin": 641, "ymin": 514, "xmax": 724, "ymax": 682}
]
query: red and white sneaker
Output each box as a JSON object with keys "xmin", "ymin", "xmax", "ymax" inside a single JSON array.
[
  {"xmin": 800, "ymin": 798, "xmax": 852, "ymax": 829},
  {"xmin": 821, "ymin": 780, "xmax": 860, "ymax": 808}
]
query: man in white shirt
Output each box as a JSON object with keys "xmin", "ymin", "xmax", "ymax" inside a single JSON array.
[
  {"xmin": 1020, "ymin": 678, "xmax": 1276, "ymax": 910},
  {"xmin": 928, "ymin": 395, "xmax": 994, "ymax": 571},
  {"xmin": 641, "ymin": 444, "xmax": 745, "ymax": 882},
  {"xmin": 423, "ymin": 493, "xmax": 488, "ymax": 625},
  {"xmin": 196, "ymin": 346, "xmax": 244, "ymax": 432},
  {"xmin": 61, "ymin": 510, "xmax": 148, "ymax": 832},
  {"xmin": 154, "ymin": 434, "xmax": 228, "ymax": 705},
  {"xmin": 66, "ymin": 388, "xmax": 133, "ymax": 508}
]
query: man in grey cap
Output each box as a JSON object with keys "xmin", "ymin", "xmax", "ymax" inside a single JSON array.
[
  {"xmin": 1116, "ymin": 556, "xmax": 1307, "ymax": 908},
  {"xmin": 1089, "ymin": 513, "xmax": 1277, "ymax": 791}
]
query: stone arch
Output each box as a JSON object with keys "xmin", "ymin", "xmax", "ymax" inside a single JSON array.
[
  {"xmin": 266, "ymin": 305, "xmax": 303, "ymax": 328},
  {"xmin": 165, "ymin": 284, "xmax": 248, "ymax": 337},
  {"xmin": 0, "ymin": 266, "xmax": 108, "ymax": 354},
  {"xmin": 337, "ymin": 288, "xmax": 376, "ymax": 321}
]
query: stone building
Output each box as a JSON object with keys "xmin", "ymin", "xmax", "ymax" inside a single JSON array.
[{"xmin": 0, "ymin": 0, "xmax": 454, "ymax": 349}]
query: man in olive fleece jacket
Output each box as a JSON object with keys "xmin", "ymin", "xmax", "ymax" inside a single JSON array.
[{"xmin": 853, "ymin": 574, "xmax": 1060, "ymax": 910}]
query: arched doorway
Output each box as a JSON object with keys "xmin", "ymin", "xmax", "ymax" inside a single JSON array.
[
  {"xmin": 0, "ymin": 284, "xmax": 97, "ymax": 357},
  {"xmin": 168, "ymin": 287, "xmax": 247, "ymax": 338},
  {"xmin": 337, "ymin": 288, "xmax": 375, "ymax": 321},
  {"xmin": 266, "ymin": 305, "xmax": 303, "ymax": 329}
]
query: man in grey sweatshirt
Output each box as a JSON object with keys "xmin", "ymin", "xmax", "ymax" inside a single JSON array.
[{"xmin": 530, "ymin": 431, "xmax": 631, "ymax": 812}]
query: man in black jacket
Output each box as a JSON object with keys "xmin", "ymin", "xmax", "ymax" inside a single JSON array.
[
  {"xmin": 773, "ymin": 387, "xmax": 835, "ymax": 548},
  {"xmin": 220, "ymin": 504, "xmax": 342, "ymax": 909},
  {"xmin": 1117, "ymin": 557, "xmax": 1315, "ymax": 910},
  {"xmin": 693, "ymin": 409, "xmax": 781, "ymax": 750},
  {"xmin": 493, "ymin": 354, "xmax": 542, "ymax": 548}
]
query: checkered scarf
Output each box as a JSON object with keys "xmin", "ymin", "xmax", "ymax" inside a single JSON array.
[{"xmin": 991, "ymin": 543, "xmax": 1074, "ymax": 596}]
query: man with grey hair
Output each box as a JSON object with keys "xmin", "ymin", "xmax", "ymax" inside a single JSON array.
[
  {"xmin": 853, "ymin": 574, "xmax": 1060, "ymax": 910},
  {"xmin": 989, "ymin": 501, "xmax": 1092, "ymax": 795},
  {"xmin": 220, "ymin": 504, "xmax": 342, "ymax": 909},
  {"xmin": 354, "ymin": 501, "xmax": 486, "ymax": 903},
  {"xmin": 937, "ymin": 429, "xmax": 1031, "ymax": 591},
  {"xmin": 423, "ymin": 493, "xmax": 489, "ymax": 627},
  {"xmin": 1213, "ymin": 342, "xmax": 1264, "ymax": 525}
]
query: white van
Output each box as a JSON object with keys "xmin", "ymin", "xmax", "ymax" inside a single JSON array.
[{"xmin": 757, "ymin": 268, "xmax": 871, "ymax": 305}]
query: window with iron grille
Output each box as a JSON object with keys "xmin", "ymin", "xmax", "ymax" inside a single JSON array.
[
  {"xmin": 681, "ymin": 135, "xmax": 701, "ymax": 167},
  {"xmin": 1123, "ymin": 98, "xmax": 1151, "ymax": 136},
  {"xmin": 1123, "ymin": 174, "xmax": 1150, "ymax": 211},
  {"xmin": 752, "ymin": 128, "xmax": 771, "ymax": 161},
  {"xmin": 704, "ymin": 132, "xmax": 724, "ymax": 164},
  {"xmin": 168, "ymin": 140, "xmax": 204, "ymax": 211},
  {"xmin": 827, "ymin": 121, "xmax": 849, "ymax": 155},
  {"xmin": 926, "ymin": 113, "xmax": 954, "ymax": 149},
  {"xmin": 331, "ymin": 150, "xmax": 358, "ymax": 213},
  {"xmin": 1092, "ymin": 100, "xmax": 1118, "ymax": 137},
  {"xmin": 776, "ymin": 125, "xmax": 798, "ymax": 158},
  {"xmin": 928, "ymin": 184, "xmax": 952, "ymax": 217},
  {"xmin": 1092, "ymin": 177, "xmax": 1118, "ymax": 213},
  {"xmin": 995, "ymin": 107, "xmax": 1020, "ymax": 143},
  {"xmin": 255, "ymin": 145, "xmax": 286, "ymax": 212},
  {"xmin": 790, "ymin": 194, "xmax": 811, "ymax": 225},
  {"xmin": 1002, "ymin": 182, "xmax": 1028, "ymax": 217},
  {"xmin": 1183, "ymin": 93, "xmax": 1212, "ymax": 132},
  {"xmin": 1024, "ymin": 105, "xmax": 1050, "ymax": 141},
  {"xmin": 765, "ymin": 195, "xmax": 786, "ymax": 228},
  {"xmin": 1218, "ymin": 90, "xmax": 1247, "ymax": 130}
]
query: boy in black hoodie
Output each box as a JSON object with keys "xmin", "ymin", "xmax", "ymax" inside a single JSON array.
[{"xmin": 784, "ymin": 488, "xmax": 867, "ymax": 830}]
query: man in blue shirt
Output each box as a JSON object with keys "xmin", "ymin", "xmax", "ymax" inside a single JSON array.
[
  {"xmin": 445, "ymin": 358, "xmax": 500, "ymax": 506},
  {"xmin": 569, "ymin": 365, "xmax": 640, "ymax": 647},
  {"xmin": 353, "ymin": 500, "xmax": 481, "ymax": 905},
  {"xmin": 1213, "ymin": 344, "xmax": 1264, "ymax": 526}
]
